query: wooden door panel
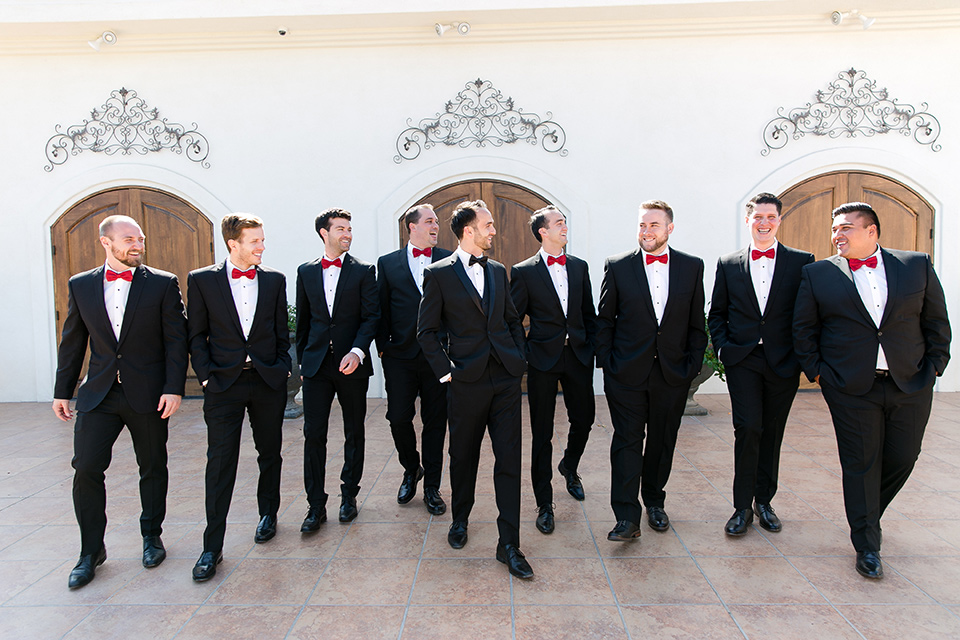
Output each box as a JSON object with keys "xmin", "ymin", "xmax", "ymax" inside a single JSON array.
[
  {"xmin": 779, "ymin": 173, "xmax": 843, "ymax": 261},
  {"xmin": 51, "ymin": 187, "xmax": 213, "ymax": 397},
  {"xmin": 850, "ymin": 173, "xmax": 933, "ymax": 255}
]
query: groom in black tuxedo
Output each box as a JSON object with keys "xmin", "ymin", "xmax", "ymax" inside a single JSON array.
[
  {"xmin": 417, "ymin": 199, "xmax": 533, "ymax": 579},
  {"xmin": 794, "ymin": 202, "xmax": 950, "ymax": 579},
  {"xmin": 709, "ymin": 193, "xmax": 813, "ymax": 537},
  {"xmin": 511, "ymin": 206, "xmax": 597, "ymax": 535},
  {"xmin": 376, "ymin": 204, "xmax": 451, "ymax": 515},
  {"xmin": 186, "ymin": 213, "xmax": 291, "ymax": 581},
  {"xmin": 53, "ymin": 215, "xmax": 188, "ymax": 589}
]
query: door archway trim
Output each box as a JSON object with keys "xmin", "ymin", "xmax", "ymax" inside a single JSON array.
[{"xmin": 374, "ymin": 156, "xmax": 589, "ymax": 256}]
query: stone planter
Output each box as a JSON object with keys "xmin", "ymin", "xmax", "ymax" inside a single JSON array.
[
  {"xmin": 284, "ymin": 331, "xmax": 303, "ymax": 419},
  {"xmin": 683, "ymin": 362, "xmax": 715, "ymax": 416}
]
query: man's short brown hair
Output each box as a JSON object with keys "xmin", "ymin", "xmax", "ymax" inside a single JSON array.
[
  {"xmin": 640, "ymin": 199, "xmax": 674, "ymax": 222},
  {"xmin": 221, "ymin": 213, "xmax": 264, "ymax": 249}
]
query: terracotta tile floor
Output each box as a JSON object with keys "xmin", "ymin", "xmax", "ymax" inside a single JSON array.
[{"xmin": 2, "ymin": 391, "xmax": 960, "ymax": 639}]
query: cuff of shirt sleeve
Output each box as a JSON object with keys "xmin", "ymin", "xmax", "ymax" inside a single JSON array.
[
  {"xmin": 440, "ymin": 373, "xmax": 452, "ymax": 383},
  {"xmin": 349, "ymin": 347, "xmax": 365, "ymax": 364}
]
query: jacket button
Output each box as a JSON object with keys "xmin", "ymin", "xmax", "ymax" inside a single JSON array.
[
  {"xmin": 760, "ymin": 321, "xmax": 765, "ymax": 325},
  {"xmin": 657, "ymin": 331, "xmax": 662, "ymax": 336},
  {"xmin": 878, "ymin": 331, "xmax": 882, "ymax": 337},
  {"xmin": 117, "ymin": 354, "xmax": 122, "ymax": 359}
]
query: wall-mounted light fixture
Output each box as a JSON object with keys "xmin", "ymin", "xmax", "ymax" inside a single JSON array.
[
  {"xmin": 831, "ymin": 10, "xmax": 876, "ymax": 30},
  {"xmin": 434, "ymin": 22, "xmax": 470, "ymax": 37},
  {"xmin": 88, "ymin": 30, "xmax": 118, "ymax": 51}
]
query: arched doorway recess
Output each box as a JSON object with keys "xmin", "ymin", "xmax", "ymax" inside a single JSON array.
[{"xmin": 51, "ymin": 187, "xmax": 214, "ymax": 395}]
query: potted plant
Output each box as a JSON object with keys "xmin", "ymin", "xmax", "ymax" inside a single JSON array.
[
  {"xmin": 284, "ymin": 304, "xmax": 303, "ymax": 419},
  {"xmin": 684, "ymin": 315, "xmax": 725, "ymax": 416}
]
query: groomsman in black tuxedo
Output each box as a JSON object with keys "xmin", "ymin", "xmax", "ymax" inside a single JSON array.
[
  {"xmin": 709, "ymin": 193, "xmax": 814, "ymax": 536},
  {"xmin": 597, "ymin": 200, "xmax": 707, "ymax": 541},
  {"xmin": 297, "ymin": 209, "xmax": 379, "ymax": 528},
  {"xmin": 376, "ymin": 204, "xmax": 451, "ymax": 515},
  {"xmin": 794, "ymin": 202, "xmax": 950, "ymax": 579},
  {"xmin": 510, "ymin": 206, "xmax": 597, "ymax": 535},
  {"xmin": 187, "ymin": 214, "xmax": 291, "ymax": 581},
  {"xmin": 53, "ymin": 215, "xmax": 188, "ymax": 588},
  {"xmin": 417, "ymin": 200, "xmax": 533, "ymax": 579}
]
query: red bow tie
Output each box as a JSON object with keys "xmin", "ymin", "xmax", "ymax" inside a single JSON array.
[
  {"xmin": 646, "ymin": 253, "xmax": 668, "ymax": 265},
  {"xmin": 106, "ymin": 269, "xmax": 133, "ymax": 282},
  {"xmin": 321, "ymin": 257, "xmax": 342, "ymax": 269},
  {"xmin": 547, "ymin": 254, "xmax": 566, "ymax": 266},
  {"xmin": 849, "ymin": 256, "xmax": 878, "ymax": 271},
  {"xmin": 412, "ymin": 247, "xmax": 432, "ymax": 258},
  {"xmin": 232, "ymin": 268, "xmax": 256, "ymax": 280},
  {"xmin": 752, "ymin": 248, "xmax": 775, "ymax": 261}
]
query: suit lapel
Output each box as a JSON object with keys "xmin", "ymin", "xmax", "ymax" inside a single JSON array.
[
  {"xmin": 829, "ymin": 255, "xmax": 874, "ymax": 325},
  {"xmin": 484, "ymin": 261, "xmax": 496, "ymax": 320},
  {"xmin": 215, "ymin": 261, "xmax": 246, "ymax": 337},
  {"xmin": 399, "ymin": 248, "xmax": 420, "ymax": 294},
  {"xmin": 879, "ymin": 248, "xmax": 899, "ymax": 326},
  {"xmin": 534, "ymin": 254, "xmax": 565, "ymax": 315},
  {"xmin": 89, "ymin": 267, "xmax": 114, "ymax": 343},
  {"xmin": 452, "ymin": 256, "xmax": 484, "ymax": 314},
  {"xmin": 662, "ymin": 248, "xmax": 682, "ymax": 319},
  {"xmin": 331, "ymin": 255, "xmax": 352, "ymax": 319},
  {"xmin": 630, "ymin": 249, "xmax": 657, "ymax": 319},
  {"xmin": 117, "ymin": 266, "xmax": 146, "ymax": 347},
  {"xmin": 249, "ymin": 266, "xmax": 271, "ymax": 336},
  {"xmin": 737, "ymin": 248, "xmax": 762, "ymax": 316}
]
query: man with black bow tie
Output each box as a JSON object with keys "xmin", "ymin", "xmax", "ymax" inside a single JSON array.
[
  {"xmin": 53, "ymin": 215, "xmax": 188, "ymax": 589},
  {"xmin": 417, "ymin": 200, "xmax": 533, "ymax": 579},
  {"xmin": 297, "ymin": 209, "xmax": 379, "ymax": 529},
  {"xmin": 709, "ymin": 193, "xmax": 813, "ymax": 537},
  {"xmin": 376, "ymin": 204, "xmax": 451, "ymax": 515},
  {"xmin": 794, "ymin": 202, "xmax": 950, "ymax": 579},
  {"xmin": 187, "ymin": 213, "xmax": 291, "ymax": 581},
  {"xmin": 511, "ymin": 206, "xmax": 597, "ymax": 535}
]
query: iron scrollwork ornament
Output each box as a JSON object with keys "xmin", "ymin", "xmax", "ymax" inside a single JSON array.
[
  {"xmin": 394, "ymin": 78, "xmax": 567, "ymax": 163},
  {"xmin": 761, "ymin": 68, "xmax": 941, "ymax": 155},
  {"xmin": 44, "ymin": 87, "xmax": 210, "ymax": 171}
]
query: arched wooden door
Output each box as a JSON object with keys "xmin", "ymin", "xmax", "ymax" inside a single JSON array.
[
  {"xmin": 778, "ymin": 171, "xmax": 934, "ymax": 261},
  {"xmin": 401, "ymin": 180, "xmax": 551, "ymax": 272},
  {"xmin": 51, "ymin": 187, "xmax": 214, "ymax": 396}
]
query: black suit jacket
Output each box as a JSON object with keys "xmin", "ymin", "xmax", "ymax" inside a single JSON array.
[
  {"xmin": 596, "ymin": 247, "xmax": 707, "ymax": 386},
  {"xmin": 794, "ymin": 248, "xmax": 950, "ymax": 396},
  {"xmin": 708, "ymin": 244, "xmax": 814, "ymax": 377},
  {"xmin": 296, "ymin": 253, "xmax": 379, "ymax": 378},
  {"xmin": 376, "ymin": 246, "xmax": 452, "ymax": 359},
  {"xmin": 54, "ymin": 265, "xmax": 188, "ymax": 413},
  {"xmin": 417, "ymin": 253, "xmax": 526, "ymax": 382},
  {"xmin": 186, "ymin": 261, "xmax": 292, "ymax": 394},
  {"xmin": 510, "ymin": 252, "xmax": 597, "ymax": 370}
]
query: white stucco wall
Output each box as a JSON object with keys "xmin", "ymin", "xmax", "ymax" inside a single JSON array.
[{"xmin": 1, "ymin": 4, "xmax": 957, "ymax": 401}]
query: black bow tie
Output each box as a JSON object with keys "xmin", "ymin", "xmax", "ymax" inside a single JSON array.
[{"xmin": 469, "ymin": 254, "xmax": 488, "ymax": 268}]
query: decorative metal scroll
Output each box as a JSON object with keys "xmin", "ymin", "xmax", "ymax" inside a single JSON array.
[
  {"xmin": 394, "ymin": 78, "xmax": 567, "ymax": 163},
  {"xmin": 761, "ymin": 68, "xmax": 941, "ymax": 155},
  {"xmin": 44, "ymin": 88, "xmax": 210, "ymax": 171}
]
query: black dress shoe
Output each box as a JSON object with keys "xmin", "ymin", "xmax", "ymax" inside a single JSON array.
[
  {"xmin": 192, "ymin": 550, "xmax": 223, "ymax": 582},
  {"xmin": 423, "ymin": 487, "xmax": 447, "ymax": 515},
  {"xmin": 536, "ymin": 504, "xmax": 555, "ymax": 534},
  {"xmin": 300, "ymin": 507, "xmax": 327, "ymax": 533},
  {"xmin": 68, "ymin": 546, "xmax": 107, "ymax": 589},
  {"xmin": 496, "ymin": 543, "xmax": 534, "ymax": 579},
  {"xmin": 607, "ymin": 520, "xmax": 641, "ymax": 541},
  {"xmin": 647, "ymin": 507, "xmax": 670, "ymax": 531},
  {"xmin": 754, "ymin": 502, "xmax": 782, "ymax": 532},
  {"xmin": 254, "ymin": 514, "xmax": 277, "ymax": 543},
  {"xmin": 142, "ymin": 535, "xmax": 166, "ymax": 568},
  {"xmin": 856, "ymin": 550, "xmax": 883, "ymax": 579},
  {"xmin": 397, "ymin": 466, "xmax": 424, "ymax": 505},
  {"xmin": 448, "ymin": 521, "xmax": 469, "ymax": 549},
  {"xmin": 557, "ymin": 459, "xmax": 585, "ymax": 501},
  {"xmin": 339, "ymin": 497, "xmax": 358, "ymax": 523},
  {"xmin": 724, "ymin": 509, "xmax": 754, "ymax": 536}
]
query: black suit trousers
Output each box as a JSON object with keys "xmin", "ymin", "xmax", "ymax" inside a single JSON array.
[
  {"xmin": 448, "ymin": 358, "xmax": 523, "ymax": 547},
  {"xmin": 71, "ymin": 381, "xmax": 168, "ymax": 555},
  {"xmin": 201, "ymin": 369, "xmax": 285, "ymax": 553},
  {"xmin": 526, "ymin": 345, "xmax": 595, "ymax": 506},
  {"xmin": 605, "ymin": 361, "xmax": 689, "ymax": 523},
  {"xmin": 821, "ymin": 376, "xmax": 932, "ymax": 552},
  {"xmin": 382, "ymin": 353, "xmax": 448, "ymax": 490},
  {"xmin": 302, "ymin": 353, "xmax": 369, "ymax": 507},
  {"xmin": 725, "ymin": 345, "xmax": 800, "ymax": 509}
]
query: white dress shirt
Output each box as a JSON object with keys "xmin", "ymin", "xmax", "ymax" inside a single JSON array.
[
  {"xmin": 103, "ymin": 263, "xmax": 133, "ymax": 341},
  {"xmin": 227, "ymin": 259, "xmax": 258, "ymax": 341},
  {"xmin": 851, "ymin": 246, "xmax": 889, "ymax": 370},
  {"xmin": 749, "ymin": 240, "xmax": 777, "ymax": 316},
  {"xmin": 540, "ymin": 248, "xmax": 569, "ymax": 318},
  {"xmin": 641, "ymin": 248, "xmax": 669, "ymax": 325},
  {"xmin": 456, "ymin": 246, "xmax": 485, "ymax": 297},
  {"xmin": 407, "ymin": 243, "xmax": 430, "ymax": 294}
]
